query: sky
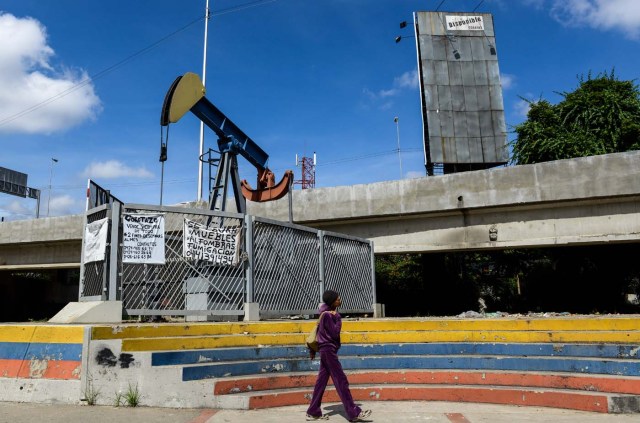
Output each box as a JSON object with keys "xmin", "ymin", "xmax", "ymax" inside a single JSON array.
[{"xmin": 1, "ymin": 0, "xmax": 640, "ymax": 221}]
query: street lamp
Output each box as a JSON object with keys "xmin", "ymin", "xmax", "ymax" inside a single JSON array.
[
  {"xmin": 394, "ymin": 117, "xmax": 403, "ymax": 179},
  {"xmin": 47, "ymin": 158, "xmax": 58, "ymax": 217}
]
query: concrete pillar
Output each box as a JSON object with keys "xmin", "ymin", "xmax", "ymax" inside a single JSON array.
[
  {"xmin": 373, "ymin": 303, "xmax": 385, "ymax": 318},
  {"xmin": 244, "ymin": 302, "xmax": 260, "ymax": 321}
]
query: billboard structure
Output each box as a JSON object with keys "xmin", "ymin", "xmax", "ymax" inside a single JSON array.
[
  {"xmin": 0, "ymin": 167, "xmax": 29, "ymax": 198},
  {"xmin": 0, "ymin": 166, "xmax": 41, "ymax": 218},
  {"xmin": 414, "ymin": 11, "xmax": 508, "ymax": 175}
]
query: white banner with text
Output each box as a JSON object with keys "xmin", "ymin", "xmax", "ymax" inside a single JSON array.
[
  {"xmin": 122, "ymin": 213, "xmax": 165, "ymax": 264},
  {"xmin": 183, "ymin": 218, "xmax": 240, "ymax": 265}
]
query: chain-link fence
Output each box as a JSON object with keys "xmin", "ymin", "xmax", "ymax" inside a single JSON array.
[
  {"xmin": 78, "ymin": 204, "xmax": 110, "ymax": 300},
  {"xmin": 119, "ymin": 204, "xmax": 245, "ymax": 317},
  {"xmin": 323, "ymin": 232, "xmax": 376, "ymax": 312},
  {"xmin": 79, "ymin": 203, "xmax": 375, "ymax": 319}
]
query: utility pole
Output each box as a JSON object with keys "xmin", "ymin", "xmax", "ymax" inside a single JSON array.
[
  {"xmin": 394, "ymin": 117, "xmax": 403, "ymax": 179},
  {"xmin": 197, "ymin": 0, "xmax": 211, "ymax": 202},
  {"xmin": 47, "ymin": 158, "xmax": 58, "ymax": 216}
]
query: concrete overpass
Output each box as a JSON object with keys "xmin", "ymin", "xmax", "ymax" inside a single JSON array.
[{"xmin": 1, "ymin": 151, "xmax": 640, "ymax": 270}]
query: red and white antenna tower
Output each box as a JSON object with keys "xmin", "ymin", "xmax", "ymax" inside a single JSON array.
[{"xmin": 294, "ymin": 152, "xmax": 316, "ymax": 189}]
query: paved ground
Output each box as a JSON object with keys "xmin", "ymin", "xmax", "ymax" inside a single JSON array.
[{"xmin": 1, "ymin": 401, "xmax": 640, "ymax": 423}]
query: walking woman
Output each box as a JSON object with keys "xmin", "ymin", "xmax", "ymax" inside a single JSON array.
[{"xmin": 306, "ymin": 290, "xmax": 372, "ymax": 422}]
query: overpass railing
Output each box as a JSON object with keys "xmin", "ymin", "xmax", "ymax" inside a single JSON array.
[{"xmin": 79, "ymin": 203, "xmax": 375, "ymax": 320}]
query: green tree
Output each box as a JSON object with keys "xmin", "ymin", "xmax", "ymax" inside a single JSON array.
[{"xmin": 511, "ymin": 70, "xmax": 640, "ymax": 165}]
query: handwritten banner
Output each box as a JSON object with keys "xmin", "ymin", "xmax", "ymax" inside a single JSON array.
[
  {"xmin": 183, "ymin": 218, "xmax": 239, "ymax": 265},
  {"xmin": 122, "ymin": 213, "xmax": 165, "ymax": 264}
]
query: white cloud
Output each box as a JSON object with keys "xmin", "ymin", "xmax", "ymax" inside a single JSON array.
[
  {"xmin": 4, "ymin": 199, "xmax": 33, "ymax": 215},
  {"xmin": 514, "ymin": 98, "xmax": 533, "ymax": 118},
  {"xmin": 0, "ymin": 12, "xmax": 102, "ymax": 134},
  {"xmin": 82, "ymin": 160, "xmax": 154, "ymax": 179},
  {"xmin": 47, "ymin": 194, "xmax": 80, "ymax": 217},
  {"xmin": 500, "ymin": 73, "xmax": 516, "ymax": 90},
  {"xmin": 393, "ymin": 70, "xmax": 419, "ymax": 89},
  {"xmin": 363, "ymin": 69, "xmax": 419, "ymax": 109},
  {"xmin": 547, "ymin": 0, "xmax": 640, "ymax": 39}
]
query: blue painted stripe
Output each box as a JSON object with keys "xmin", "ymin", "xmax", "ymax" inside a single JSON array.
[
  {"xmin": 154, "ymin": 343, "xmax": 640, "ymax": 366},
  {"xmin": 0, "ymin": 342, "xmax": 82, "ymax": 361},
  {"xmin": 181, "ymin": 355, "xmax": 640, "ymax": 381},
  {"xmin": 153, "ymin": 346, "xmax": 309, "ymax": 366}
]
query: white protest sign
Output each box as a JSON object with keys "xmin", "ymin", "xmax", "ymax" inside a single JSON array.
[
  {"xmin": 183, "ymin": 218, "xmax": 239, "ymax": 265},
  {"xmin": 84, "ymin": 217, "xmax": 109, "ymax": 263},
  {"xmin": 122, "ymin": 213, "xmax": 165, "ymax": 264}
]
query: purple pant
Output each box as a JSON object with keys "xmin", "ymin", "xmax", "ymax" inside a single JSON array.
[{"xmin": 306, "ymin": 347, "xmax": 361, "ymax": 420}]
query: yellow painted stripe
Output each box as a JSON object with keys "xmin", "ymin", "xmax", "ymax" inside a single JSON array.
[
  {"xmin": 343, "ymin": 318, "xmax": 640, "ymax": 332},
  {"xmin": 121, "ymin": 330, "xmax": 640, "ymax": 352},
  {"xmin": 92, "ymin": 321, "xmax": 317, "ymax": 340},
  {"xmin": 0, "ymin": 325, "xmax": 84, "ymax": 343},
  {"xmin": 93, "ymin": 317, "xmax": 640, "ymax": 340}
]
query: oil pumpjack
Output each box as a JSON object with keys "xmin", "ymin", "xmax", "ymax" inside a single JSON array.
[{"xmin": 159, "ymin": 72, "xmax": 293, "ymax": 213}]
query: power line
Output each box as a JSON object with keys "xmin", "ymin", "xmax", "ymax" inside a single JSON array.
[
  {"xmin": 472, "ymin": 0, "xmax": 485, "ymax": 12},
  {"xmin": 435, "ymin": 0, "xmax": 447, "ymax": 12},
  {"xmin": 0, "ymin": 0, "xmax": 279, "ymax": 128}
]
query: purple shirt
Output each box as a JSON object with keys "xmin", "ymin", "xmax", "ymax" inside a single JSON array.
[{"xmin": 316, "ymin": 303, "xmax": 342, "ymax": 351}]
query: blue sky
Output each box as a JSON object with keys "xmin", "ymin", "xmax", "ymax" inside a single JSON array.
[{"xmin": 1, "ymin": 0, "xmax": 640, "ymax": 220}]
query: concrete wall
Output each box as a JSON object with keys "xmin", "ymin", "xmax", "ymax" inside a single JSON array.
[
  {"xmin": 0, "ymin": 325, "xmax": 84, "ymax": 403},
  {"xmin": 0, "ymin": 215, "xmax": 83, "ymax": 268},
  {"xmin": 248, "ymin": 151, "xmax": 640, "ymax": 253}
]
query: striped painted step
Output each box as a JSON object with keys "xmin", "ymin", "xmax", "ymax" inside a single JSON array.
[
  {"xmin": 180, "ymin": 354, "xmax": 640, "ymax": 380},
  {"xmin": 152, "ymin": 343, "xmax": 640, "ymax": 365},
  {"xmin": 214, "ymin": 383, "xmax": 640, "ymax": 414},
  {"xmin": 212, "ymin": 370, "xmax": 640, "ymax": 396},
  {"xmin": 91, "ymin": 317, "xmax": 640, "ymax": 352},
  {"xmin": 149, "ymin": 343, "xmax": 640, "ymax": 381}
]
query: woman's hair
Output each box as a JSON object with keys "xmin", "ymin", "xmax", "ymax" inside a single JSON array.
[{"xmin": 322, "ymin": 290, "xmax": 339, "ymax": 306}]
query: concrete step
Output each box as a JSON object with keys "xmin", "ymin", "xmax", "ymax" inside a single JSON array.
[
  {"xmin": 113, "ymin": 330, "xmax": 640, "ymax": 351},
  {"xmin": 213, "ymin": 370, "xmax": 640, "ymax": 396},
  {"xmin": 151, "ymin": 343, "xmax": 640, "ymax": 366},
  {"xmin": 179, "ymin": 353, "xmax": 640, "ymax": 380},
  {"xmin": 214, "ymin": 383, "xmax": 640, "ymax": 414},
  {"xmin": 90, "ymin": 317, "xmax": 640, "ymax": 353}
]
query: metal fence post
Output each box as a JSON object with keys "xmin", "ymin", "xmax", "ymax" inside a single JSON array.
[
  {"xmin": 78, "ymin": 212, "xmax": 88, "ymax": 301},
  {"xmin": 245, "ymin": 214, "xmax": 254, "ymax": 303},
  {"xmin": 318, "ymin": 230, "xmax": 325, "ymax": 302},
  {"xmin": 369, "ymin": 240, "xmax": 377, "ymax": 305},
  {"xmin": 107, "ymin": 201, "xmax": 121, "ymax": 301}
]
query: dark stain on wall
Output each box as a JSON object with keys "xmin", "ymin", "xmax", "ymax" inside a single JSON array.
[
  {"xmin": 96, "ymin": 348, "xmax": 117, "ymax": 367},
  {"xmin": 119, "ymin": 353, "xmax": 135, "ymax": 368}
]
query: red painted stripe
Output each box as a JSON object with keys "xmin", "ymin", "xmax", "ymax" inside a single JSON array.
[
  {"xmin": 214, "ymin": 370, "xmax": 640, "ymax": 395},
  {"xmin": 0, "ymin": 359, "xmax": 80, "ymax": 380},
  {"xmin": 445, "ymin": 413, "xmax": 471, "ymax": 423},
  {"xmin": 247, "ymin": 386, "xmax": 610, "ymax": 413},
  {"xmin": 187, "ymin": 409, "xmax": 218, "ymax": 423},
  {"xmin": 0, "ymin": 359, "xmax": 22, "ymax": 378}
]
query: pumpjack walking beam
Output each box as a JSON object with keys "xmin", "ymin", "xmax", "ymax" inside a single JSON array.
[{"xmin": 160, "ymin": 72, "xmax": 293, "ymax": 213}]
